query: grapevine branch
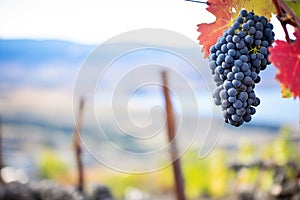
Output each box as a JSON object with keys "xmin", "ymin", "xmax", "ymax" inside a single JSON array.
[{"xmin": 272, "ymin": 0, "xmax": 300, "ymax": 43}]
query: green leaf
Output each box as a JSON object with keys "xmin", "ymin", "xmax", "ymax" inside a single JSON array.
[{"xmin": 285, "ymin": 0, "xmax": 300, "ymax": 19}]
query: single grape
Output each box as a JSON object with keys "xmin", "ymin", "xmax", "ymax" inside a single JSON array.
[
  {"xmin": 232, "ymin": 22, "xmax": 240, "ymax": 30},
  {"xmin": 264, "ymin": 28, "xmax": 273, "ymax": 38},
  {"xmin": 233, "ymin": 100, "xmax": 243, "ymax": 109},
  {"xmin": 238, "ymin": 91, "xmax": 248, "ymax": 101},
  {"xmin": 226, "ymin": 35, "xmax": 233, "ymax": 42},
  {"xmin": 249, "ymin": 27, "xmax": 256, "ymax": 35},
  {"xmin": 252, "ymin": 59, "xmax": 262, "ymax": 67},
  {"xmin": 222, "ymin": 99, "xmax": 231, "ymax": 108},
  {"xmin": 240, "ymin": 9, "xmax": 247, "ymax": 17},
  {"xmin": 210, "ymin": 53, "xmax": 217, "ymax": 60},
  {"xmin": 247, "ymin": 98, "xmax": 254, "ymax": 105},
  {"xmin": 255, "ymin": 31, "xmax": 263, "ymax": 39},
  {"xmin": 236, "ymin": 108, "xmax": 246, "ymax": 116},
  {"xmin": 252, "ymin": 97, "xmax": 260, "ymax": 106},
  {"xmin": 232, "ymin": 114, "xmax": 242, "ymax": 122},
  {"xmin": 243, "ymin": 76, "xmax": 253, "ymax": 86},
  {"xmin": 254, "ymin": 76, "xmax": 261, "ymax": 83},
  {"xmin": 232, "ymin": 35, "xmax": 240, "ymax": 43},
  {"xmin": 257, "ymin": 53, "xmax": 264, "ymax": 60},
  {"xmin": 260, "ymin": 46, "xmax": 268, "ymax": 55},
  {"xmin": 220, "ymin": 90, "xmax": 228, "ymax": 99},
  {"xmin": 227, "ymin": 106, "xmax": 235, "ymax": 114},
  {"xmin": 215, "ymin": 42, "xmax": 222, "ymax": 50},
  {"xmin": 251, "ymin": 72, "xmax": 258, "ymax": 80},
  {"xmin": 221, "ymin": 44, "xmax": 228, "ymax": 53},
  {"xmin": 244, "ymin": 70, "xmax": 251, "ymax": 76},
  {"xmin": 225, "ymin": 55, "xmax": 233, "ymax": 63},
  {"xmin": 236, "ymin": 41, "xmax": 245, "ymax": 49},
  {"xmin": 222, "ymin": 62, "xmax": 231, "ymax": 69},
  {"xmin": 237, "ymin": 31, "xmax": 246, "ymax": 38},
  {"xmin": 210, "ymin": 45, "xmax": 217, "ymax": 53},
  {"xmin": 255, "ymin": 22, "xmax": 263, "ymax": 31},
  {"xmin": 228, "ymin": 49, "xmax": 236, "ymax": 57},
  {"xmin": 228, "ymin": 88, "xmax": 237, "ymax": 97},
  {"xmin": 253, "ymin": 15, "xmax": 260, "ymax": 22},
  {"xmin": 227, "ymin": 72, "xmax": 234, "ymax": 80},
  {"xmin": 227, "ymin": 42, "xmax": 235, "ymax": 50},
  {"xmin": 240, "ymin": 46, "xmax": 248, "ymax": 54},
  {"xmin": 232, "ymin": 66, "xmax": 240, "ymax": 73},
  {"xmin": 232, "ymin": 79, "xmax": 242, "ymax": 87},
  {"xmin": 214, "ymin": 98, "xmax": 221, "ymax": 106},
  {"xmin": 254, "ymin": 39, "xmax": 262, "ymax": 46},
  {"xmin": 216, "ymin": 66, "xmax": 224, "ymax": 74},
  {"xmin": 234, "ymin": 72, "xmax": 244, "ymax": 80},
  {"xmin": 239, "ymin": 84, "xmax": 247, "ymax": 92},
  {"xmin": 223, "ymin": 80, "xmax": 232, "ymax": 88},
  {"xmin": 242, "ymin": 23, "xmax": 250, "ymax": 31},
  {"xmin": 250, "ymin": 107, "xmax": 256, "ymax": 114},
  {"xmin": 244, "ymin": 35, "xmax": 253, "ymax": 44},
  {"xmin": 241, "ymin": 63, "xmax": 250, "ymax": 72},
  {"xmin": 244, "ymin": 114, "xmax": 252, "ymax": 122},
  {"xmin": 236, "ymin": 17, "xmax": 243, "ymax": 23},
  {"xmin": 228, "ymin": 96, "xmax": 237, "ymax": 103},
  {"xmin": 234, "ymin": 59, "xmax": 243, "ymax": 67}
]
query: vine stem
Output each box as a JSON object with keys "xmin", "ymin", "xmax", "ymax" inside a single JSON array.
[
  {"xmin": 272, "ymin": 0, "xmax": 300, "ymax": 43},
  {"xmin": 272, "ymin": 0, "xmax": 291, "ymax": 43},
  {"xmin": 185, "ymin": 0, "xmax": 208, "ymax": 4},
  {"xmin": 277, "ymin": 0, "xmax": 300, "ymax": 27}
]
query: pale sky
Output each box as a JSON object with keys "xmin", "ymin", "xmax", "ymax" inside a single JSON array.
[{"xmin": 0, "ymin": 0, "xmax": 215, "ymax": 44}]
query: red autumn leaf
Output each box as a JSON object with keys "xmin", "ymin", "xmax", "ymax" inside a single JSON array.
[
  {"xmin": 269, "ymin": 29, "xmax": 300, "ymax": 98},
  {"xmin": 197, "ymin": 0, "xmax": 232, "ymax": 58}
]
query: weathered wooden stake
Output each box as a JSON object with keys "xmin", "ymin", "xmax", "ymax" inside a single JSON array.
[
  {"xmin": 0, "ymin": 115, "xmax": 3, "ymax": 184},
  {"xmin": 161, "ymin": 71, "xmax": 187, "ymax": 200},
  {"xmin": 73, "ymin": 97, "xmax": 85, "ymax": 193}
]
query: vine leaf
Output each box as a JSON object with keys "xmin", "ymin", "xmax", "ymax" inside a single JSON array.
[
  {"xmin": 269, "ymin": 29, "xmax": 300, "ymax": 99},
  {"xmin": 197, "ymin": 0, "xmax": 275, "ymax": 58},
  {"xmin": 284, "ymin": 0, "xmax": 300, "ymax": 20},
  {"xmin": 197, "ymin": 0, "xmax": 232, "ymax": 58}
]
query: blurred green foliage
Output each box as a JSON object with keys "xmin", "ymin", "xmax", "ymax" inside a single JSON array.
[
  {"xmin": 37, "ymin": 149, "xmax": 69, "ymax": 179},
  {"xmin": 182, "ymin": 149, "xmax": 232, "ymax": 199},
  {"xmin": 37, "ymin": 126, "xmax": 300, "ymax": 199}
]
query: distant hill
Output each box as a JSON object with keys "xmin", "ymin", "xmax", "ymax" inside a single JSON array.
[{"xmin": 0, "ymin": 39, "xmax": 94, "ymax": 65}]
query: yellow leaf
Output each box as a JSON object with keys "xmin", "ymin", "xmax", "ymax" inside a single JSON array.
[
  {"xmin": 232, "ymin": 0, "xmax": 276, "ymax": 20},
  {"xmin": 280, "ymin": 84, "xmax": 294, "ymax": 98}
]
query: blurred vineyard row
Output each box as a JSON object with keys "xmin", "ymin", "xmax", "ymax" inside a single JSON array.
[{"xmin": 30, "ymin": 126, "xmax": 299, "ymax": 199}]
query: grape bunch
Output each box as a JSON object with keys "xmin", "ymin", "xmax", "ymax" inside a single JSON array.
[{"xmin": 209, "ymin": 9, "xmax": 274, "ymax": 127}]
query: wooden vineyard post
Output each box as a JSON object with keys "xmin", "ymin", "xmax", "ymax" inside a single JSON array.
[
  {"xmin": 161, "ymin": 71, "xmax": 187, "ymax": 200},
  {"xmin": 73, "ymin": 97, "xmax": 85, "ymax": 193},
  {"xmin": 0, "ymin": 115, "xmax": 3, "ymax": 184}
]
